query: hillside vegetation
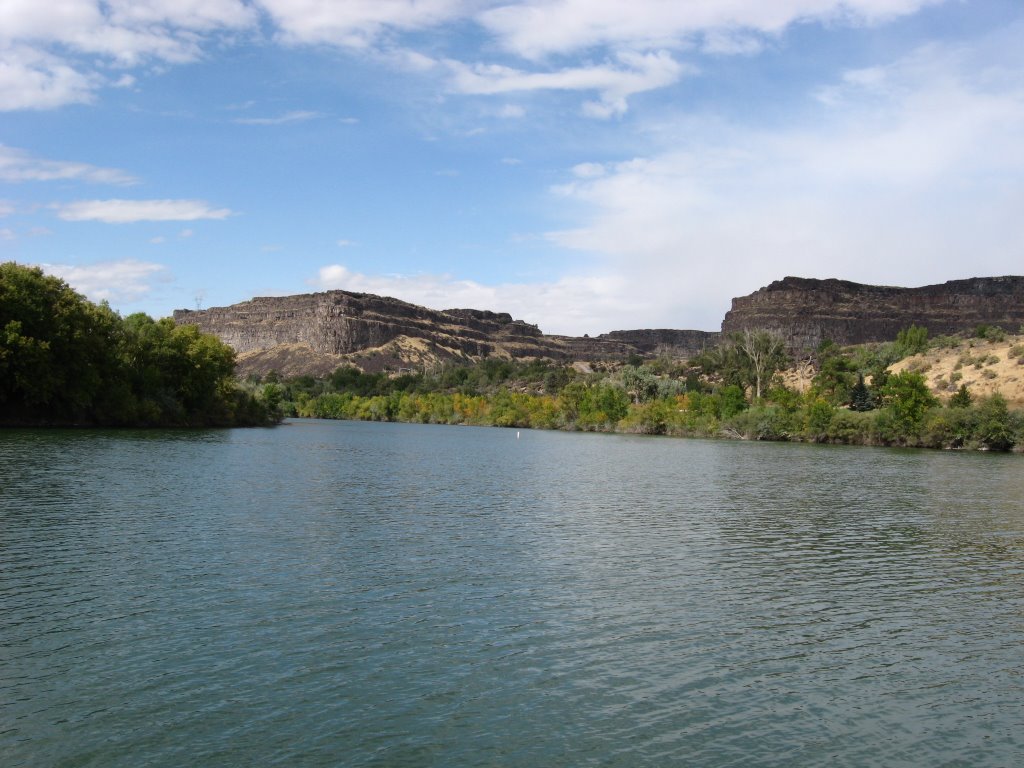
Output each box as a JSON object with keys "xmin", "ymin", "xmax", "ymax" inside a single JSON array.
[{"xmin": 253, "ymin": 324, "xmax": 1024, "ymax": 452}]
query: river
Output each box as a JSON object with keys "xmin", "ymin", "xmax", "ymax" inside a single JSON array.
[{"xmin": 2, "ymin": 420, "xmax": 1023, "ymax": 766}]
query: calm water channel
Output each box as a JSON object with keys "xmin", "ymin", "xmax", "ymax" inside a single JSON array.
[{"xmin": 2, "ymin": 420, "xmax": 1024, "ymax": 766}]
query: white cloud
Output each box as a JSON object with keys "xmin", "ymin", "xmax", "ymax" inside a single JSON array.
[
  {"xmin": 308, "ymin": 263, "xmax": 637, "ymax": 336},
  {"xmin": 57, "ymin": 199, "xmax": 233, "ymax": 223},
  {"xmin": 571, "ymin": 162, "xmax": 606, "ymax": 179},
  {"xmin": 0, "ymin": 0, "xmax": 950, "ymax": 114},
  {"xmin": 0, "ymin": 0, "xmax": 256, "ymax": 109},
  {"xmin": 0, "ymin": 200, "xmax": 13, "ymax": 217},
  {"xmin": 233, "ymin": 109, "xmax": 321, "ymax": 125},
  {"xmin": 0, "ymin": 144, "xmax": 138, "ymax": 184},
  {"xmin": 0, "ymin": 46, "xmax": 100, "ymax": 110},
  {"xmin": 497, "ymin": 103, "xmax": 525, "ymax": 118},
  {"xmin": 0, "ymin": 227, "xmax": 15, "ymax": 241},
  {"xmin": 478, "ymin": 0, "xmax": 943, "ymax": 59},
  {"xmin": 256, "ymin": 0, "xmax": 469, "ymax": 48},
  {"xmin": 544, "ymin": 33, "xmax": 1024, "ymax": 330},
  {"xmin": 40, "ymin": 258, "xmax": 170, "ymax": 303},
  {"xmin": 336, "ymin": 239, "xmax": 356, "ymax": 247},
  {"xmin": 447, "ymin": 50, "xmax": 687, "ymax": 117}
]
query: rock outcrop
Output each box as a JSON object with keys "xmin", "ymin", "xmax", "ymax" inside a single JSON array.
[
  {"xmin": 174, "ymin": 275, "xmax": 1024, "ymax": 377},
  {"xmin": 173, "ymin": 290, "xmax": 718, "ymax": 376},
  {"xmin": 721, "ymin": 276, "xmax": 1024, "ymax": 353}
]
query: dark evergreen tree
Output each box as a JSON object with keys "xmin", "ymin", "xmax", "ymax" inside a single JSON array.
[
  {"xmin": 949, "ymin": 384, "xmax": 972, "ymax": 409},
  {"xmin": 849, "ymin": 373, "xmax": 874, "ymax": 411}
]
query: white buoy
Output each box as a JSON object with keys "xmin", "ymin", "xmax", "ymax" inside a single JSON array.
[{"xmin": 517, "ymin": 431, "xmax": 520, "ymax": 439}]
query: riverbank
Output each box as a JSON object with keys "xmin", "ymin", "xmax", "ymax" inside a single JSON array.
[{"xmin": 290, "ymin": 389, "xmax": 1023, "ymax": 452}]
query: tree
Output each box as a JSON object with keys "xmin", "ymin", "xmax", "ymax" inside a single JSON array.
[
  {"xmin": 849, "ymin": 374, "xmax": 874, "ymax": 411},
  {"xmin": 949, "ymin": 384, "xmax": 972, "ymax": 409},
  {"xmin": 1, "ymin": 263, "xmax": 121, "ymax": 421},
  {"xmin": 813, "ymin": 348, "xmax": 858, "ymax": 405},
  {"xmin": 879, "ymin": 370, "xmax": 938, "ymax": 432},
  {"xmin": 737, "ymin": 329, "xmax": 788, "ymax": 400},
  {"xmin": 895, "ymin": 324, "xmax": 929, "ymax": 356},
  {"xmin": 1, "ymin": 261, "xmax": 274, "ymax": 426},
  {"xmin": 976, "ymin": 394, "xmax": 1014, "ymax": 450},
  {"xmin": 620, "ymin": 365, "xmax": 658, "ymax": 404}
]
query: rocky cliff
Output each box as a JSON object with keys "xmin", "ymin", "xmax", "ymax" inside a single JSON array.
[
  {"xmin": 721, "ymin": 276, "xmax": 1024, "ymax": 353},
  {"xmin": 174, "ymin": 275, "xmax": 1024, "ymax": 376},
  {"xmin": 173, "ymin": 290, "xmax": 718, "ymax": 376}
]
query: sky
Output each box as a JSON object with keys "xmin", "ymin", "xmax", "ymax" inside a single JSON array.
[{"xmin": 1, "ymin": 0, "xmax": 1022, "ymax": 335}]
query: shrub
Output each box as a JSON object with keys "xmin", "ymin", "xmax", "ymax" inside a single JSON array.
[{"xmin": 974, "ymin": 324, "xmax": 1006, "ymax": 342}]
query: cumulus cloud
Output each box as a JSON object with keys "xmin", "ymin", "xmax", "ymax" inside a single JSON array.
[
  {"xmin": 1, "ymin": 0, "xmax": 953, "ymax": 114},
  {"xmin": 545, "ymin": 32, "xmax": 1024, "ymax": 330},
  {"xmin": 308, "ymin": 263, "xmax": 640, "ymax": 336},
  {"xmin": 40, "ymin": 258, "xmax": 171, "ymax": 303},
  {"xmin": 57, "ymin": 199, "xmax": 233, "ymax": 223},
  {"xmin": 0, "ymin": 144, "xmax": 138, "ymax": 184},
  {"xmin": 478, "ymin": 0, "xmax": 943, "ymax": 59},
  {"xmin": 256, "ymin": 0, "xmax": 469, "ymax": 48},
  {"xmin": 0, "ymin": 46, "xmax": 100, "ymax": 110},
  {"xmin": 0, "ymin": 0, "xmax": 256, "ymax": 109}
]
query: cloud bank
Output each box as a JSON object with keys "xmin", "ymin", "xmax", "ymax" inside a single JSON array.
[
  {"xmin": 42, "ymin": 259, "xmax": 170, "ymax": 304},
  {"xmin": 1, "ymin": 0, "xmax": 944, "ymax": 111}
]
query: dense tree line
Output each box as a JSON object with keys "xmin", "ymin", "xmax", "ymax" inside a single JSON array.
[
  {"xmin": 257, "ymin": 327, "xmax": 1023, "ymax": 451},
  {"xmin": 1, "ymin": 263, "xmax": 278, "ymax": 427}
]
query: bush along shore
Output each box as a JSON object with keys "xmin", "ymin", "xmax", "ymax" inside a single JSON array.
[
  {"xmin": 252, "ymin": 327, "xmax": 1024, "ymax": 452},
  {"xmin": 1, "ymin": 262, "xmax": 280, "ymax": 427}
]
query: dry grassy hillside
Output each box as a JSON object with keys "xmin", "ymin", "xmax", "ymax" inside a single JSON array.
[
  {"xmin": 777, "ymin": 334, "xmax": 1024, "ymax": 407},
  {"xmin": 890, "ymin": 335, "xmax": 1024, "ymax": 407}
]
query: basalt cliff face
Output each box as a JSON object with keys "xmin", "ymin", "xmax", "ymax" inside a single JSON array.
[
  {"xmin": 721, "ymin": 276, "xmax": 1024, "ymax": 353},
  {"xmin": 174, "ymin": 276, "xmax": 1024, "ymax": 376},
  {"xmin": 173, "ymin": 291, "xmax": 718, "ymax": 376}
]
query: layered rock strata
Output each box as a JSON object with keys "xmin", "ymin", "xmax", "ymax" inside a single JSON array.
[
  {"xmin": 721, "ymin": 276, "xmax": 1024, "ymax": 353},
  {"xmin": 173, "ymin": 290, "xmax": 717, "ymax": 374}
]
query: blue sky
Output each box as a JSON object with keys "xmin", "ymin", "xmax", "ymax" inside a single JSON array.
[{"xmin": 1, "ymin": 0, "xmax": 1022, "ymax": 335}]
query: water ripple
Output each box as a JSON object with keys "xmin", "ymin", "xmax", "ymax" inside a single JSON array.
[{"xmin": 2, "ymin": 424, "xmax": 1024, "ymax": 766}]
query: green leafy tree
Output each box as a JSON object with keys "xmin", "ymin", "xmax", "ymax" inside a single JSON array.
[
  {"xmin": 895, "ymin": 324, "xmax": 929, "ymax": 356},
  {"xmin": 813, "ymin": 350, "xmax": 858, "ymax": 405},
  {"xmin": 975, "ymin": 394, "xmax": 1015, "ymax": 451},
  {"xmin": 719, "ymin": 385, "xmax": 747, "ymax": 418},
  {"xmin": 1, "ymin": 261, "xmax": 273, "ymax": 427},
  {"xmin": 805, "ymin": 398, "xmax": 836, "ymax": 441},
  {"xmin": 879, "ymin": 370, "xmax": 938, "ymax": 432}
]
